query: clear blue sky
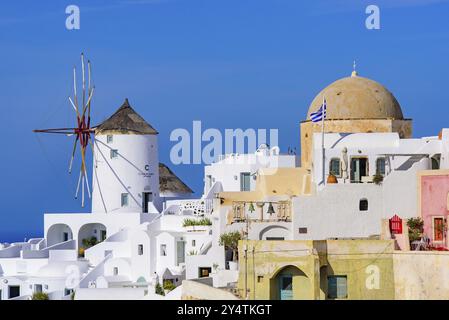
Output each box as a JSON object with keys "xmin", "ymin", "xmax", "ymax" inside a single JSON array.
[{"xmin": 0, "ymin": 0, "xmax": 448, "ymax": 241}]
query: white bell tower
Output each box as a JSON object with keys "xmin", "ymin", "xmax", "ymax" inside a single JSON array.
[{"xmin": 91, "ymin": 99, "xmax": 161, "ymax": 213}]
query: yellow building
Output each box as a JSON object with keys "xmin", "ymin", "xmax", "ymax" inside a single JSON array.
[{"xmin": 237, "ymin": 239, "xmax": 396, "ymax": 300}]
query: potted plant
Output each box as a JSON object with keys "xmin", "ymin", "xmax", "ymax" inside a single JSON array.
[
  {"xmin": 407, "ymin": 217, "xmax": 424, "ymax": 248},
  {"xmin": 219, "ymin": 231, "xmax": 241, "ymax": 270},
  {"xmin": 373, "ymin": 174, "xmax": 384, "ymax": 185},
  {"xmin": 182, "ymin": 217, "xmax": 212, "ymax": 232}
]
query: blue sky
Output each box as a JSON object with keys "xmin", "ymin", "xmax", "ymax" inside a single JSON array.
[{"xmin": 0, "ymin": 0, "xmax": 448, "ymax": 241}]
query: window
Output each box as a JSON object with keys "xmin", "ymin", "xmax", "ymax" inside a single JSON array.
[
  {"xmin": 433, "ymin": 217, "xmax": 444, "ymax": 241},
  {"xmin": 350, "ymin": 157, "xmax": 368, "ymax": 183},
  {"xmin": 64, "ymin": 289, "xmax": 73, "ymax": 296},
  {"xmin": 110, "ymin": 149, "xmax": 118, "ymax": 159},
  {"xmin": 192, "ymin": 240, "xmax": 196, "ymax": 247},
  {"xmin": 329, "ymin": 158, "xmax": 341, "ymax": 177},
  {"xmin": 107, "ymin": 135, "xmax": 113, "ymax": 144},
  {"xmin": 8, "ymin": 286, "xmax": 20, "ymax": 299},
  {"xmin": 138, "ymin": 244, "xmax": 144, "ymax": 255},
  {"xmin": 34, "ymin": 284, "xmax": 43, "ymax": 293},
  {"xmin": 198, "ymin": 267, "xmax": 212, "ymax": 278},
  {"xmin": 240, "ymin": 172, "xmax": 251, "ymax": 191},
  {"xmin": 376, "ymin": 158, "xmax": 386, "ymax": 176},
  {"xmin": 328, "ymin": 276, "xmax": 347, "ymax": 299},
  {"xmin": 113, "ymin": 267, "xmax": 119, "ymax": 275},
  {"xmin": 160, "ymin": 244, "xmax": 167, "ymax": 256},
  {"xmin": 359, "ymin": 199, "xmax": 368, "ymax": 211},
  {"xmin": 257, "ymin": 276, "xmax": 264, "ymax": 283},
  {"xmin": 121, "ymin": 193, "xmax": 129, "ymax": 207},
  {"xmin": 432, "ymin": 155, "xmax": 441, "ymax": 170}
]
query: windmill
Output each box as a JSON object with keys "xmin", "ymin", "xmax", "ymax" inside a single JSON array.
[{"xmin": 33, "ymin": 53, "xmax": 95, "ymax": 207}]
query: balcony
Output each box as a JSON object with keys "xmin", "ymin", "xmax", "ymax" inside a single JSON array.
[
  {"xmin": 227, "ymin": 200, "xmax": 292, "ymax": 224},
  {"xmin": 178, "ymin": 199, "xmax": 213, "ymax": 216}
]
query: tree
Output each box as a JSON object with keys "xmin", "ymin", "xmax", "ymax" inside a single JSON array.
[
  {"xmin": 219, "ymin": 231, "xmax": 241, "ymax": 262},
  {"xmin": 155, "ymin": 280, "xmax": 165, "ymax": 296}
]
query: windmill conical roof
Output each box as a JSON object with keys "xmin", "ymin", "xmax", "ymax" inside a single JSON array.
[
  {"xmin": 95, "ymin": 99, "xmax": 158, "ymax": 135},
  {"xmin": 159, "ymin": 163, "xmax": 194, "ymax": 196}
]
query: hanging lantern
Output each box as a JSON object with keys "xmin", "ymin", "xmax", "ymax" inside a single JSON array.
[
  {"xmin": 267, "ymin": 202, "xmax": 275, "ymax": 214},
  {"xmin": 248, "ymin": 202, "xmax": 255, "ymax": 212}
]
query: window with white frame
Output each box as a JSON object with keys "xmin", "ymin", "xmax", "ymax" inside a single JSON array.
[
  {"xmin": 192, "ymin": 240, "xmax": 196, "ymax": 247},
  {"xmin": 376, "ymin": 157, "xmax": 386, "ymax": 176},
  {"xmin": 160, "ymin": 244, "xmax": 167, "ymax": 256},
  {"xmin": 107, "ymin": 135, "xmax": 113, "ymax": 144},
  {"xmin": 110, "ymin": 149, "xmax": 118, "ymax": 159},
  {"xmin": 329, "ymin": 158, "xmax": 341, "ymax": 177},
  {"xmin": 113, "ymin": 267, "xmax": 119, "ymax": 275},
  {"xmin": 121, "ymin": 193, "xmax": 129, "ymax": 207},
  {"xmin": 138, "ymin": 244, "xmax": 144, "ymax": 255}
]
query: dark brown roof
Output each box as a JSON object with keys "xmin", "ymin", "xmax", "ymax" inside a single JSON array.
[
  {"xmin": 95, "ymin": 99, "xmax": 158, "ymax": 135},
  {"xmin": 159, "ymin": 163, "xmax": 194, "ymax": 195}
]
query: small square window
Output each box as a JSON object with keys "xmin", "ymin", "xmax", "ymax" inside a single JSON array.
[
  {"xmin": 160, "ymin": 244, "xmax": 167, "ymax": 256},
  {"xmin": 110, "ymin": 149, "xmax": 118, "ymax": 159},
  {"xmin": 121, "ymin": 193, "xmax": 129, "ymax": 207},
  {"xmin": 107, "ymin": 135, "xmax": 113, "ymax": 144},
  {"xmin": 138, "ymin": 244, "xmax": 144, "ymax": 255},
  {"xmin": 359, "ymin": 199, "xmax": 368, "ymax": 211}
]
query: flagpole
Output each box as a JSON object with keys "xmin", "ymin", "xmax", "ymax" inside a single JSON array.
[{"xmin": 322, "ymin": 96, "xmax": 325, "ymax": 186}]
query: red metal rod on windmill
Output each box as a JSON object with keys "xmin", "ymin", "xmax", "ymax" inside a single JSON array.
[{"xmin": 33, "ymin": 53, "xmax": 95, "ymax": 207}]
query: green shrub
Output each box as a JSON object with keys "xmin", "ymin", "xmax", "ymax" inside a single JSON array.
[
  {"xmin": 373, "ymin": 174, "xmax": 384, "ymax": 185},
  {"xmin": 407, "ymin": 217, "xmax": 424, "ymax": 242},
  {"xmin": 32, "ymin": 292, "xmax": 49, "ymax": 300},
  {"xmin": 163, "ymin": 280, "xmax": 176, "ymax": 292},
  {"xmin": 183, "ymin": 217, "xmax": 212, "ymax": 227},
  {"xmin": 155, "ymin": 281, "xmax": 165, "ymax": 296}
]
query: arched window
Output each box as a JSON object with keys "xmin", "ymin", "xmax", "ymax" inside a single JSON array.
[
  {"xmin": 376, "ymin": 158, "xmax": 386, "ymax": 176},
  {"xmin": 329, "ymin": 158, "xmax": 341, "ymax": 177},
  {"xmin": 359, "ymin": 199, "xmax": 368, "ymax": 211}
]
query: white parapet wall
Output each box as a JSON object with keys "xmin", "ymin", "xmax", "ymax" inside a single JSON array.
[{"xmin": 181, "ymin": 279, "xmax": 239, "ymax": 300}]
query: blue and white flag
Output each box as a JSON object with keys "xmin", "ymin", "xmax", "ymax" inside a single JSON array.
[{"xmin": 310, "ymin": 98, "xmax": 327, "ymax": 123}]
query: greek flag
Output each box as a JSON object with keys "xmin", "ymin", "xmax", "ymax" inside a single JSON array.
[{"xmin": 310, "ymin": 98, "xmax": 327, "ymax": 123}]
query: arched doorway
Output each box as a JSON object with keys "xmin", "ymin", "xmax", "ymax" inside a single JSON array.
[
  {"xmin": 46, "ymin": 224, "xmax": 73, "ymax": 246},
  {"xmin": 78, "ymin": 223, "xmax": 107, "ymax": 250},
  {"xmin": 270, "ymin": 265, "xmax": 310, "ymax": 300}
]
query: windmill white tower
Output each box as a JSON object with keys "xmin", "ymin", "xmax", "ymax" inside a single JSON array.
[{"xmin": 92, "ymin": 99, "xmax": 162, "ymax": 214}]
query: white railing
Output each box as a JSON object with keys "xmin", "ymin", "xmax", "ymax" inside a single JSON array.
[{"xmin": 178, "ymin": 199, "xmax": 213, "ymax": 216}]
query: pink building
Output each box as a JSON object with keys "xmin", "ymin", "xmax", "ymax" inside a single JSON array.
[{"xmin": 419, "ymin": 170, "xmax": 449, "ymax": 248}]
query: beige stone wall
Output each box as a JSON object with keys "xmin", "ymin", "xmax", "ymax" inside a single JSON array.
[
  {"xmin": 300, "ymin": 119, "xmax": 412, "ymax": 170},
  {"xmin": 393, "ymin": 251, "xmax": 449, "ymax": 299}
]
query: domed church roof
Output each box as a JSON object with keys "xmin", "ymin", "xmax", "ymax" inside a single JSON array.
[{"xmin": 306, "ymin": 71, "xmax": 403, "ymax": 121}]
